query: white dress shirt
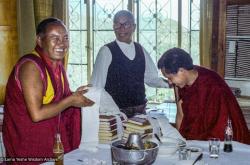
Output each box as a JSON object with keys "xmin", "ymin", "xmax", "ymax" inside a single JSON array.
[{"xmin": 90, "ymin": 39, "xmax": 168, "ymax": 88}]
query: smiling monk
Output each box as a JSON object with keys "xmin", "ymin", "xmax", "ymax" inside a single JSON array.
[{"xmin": 3, "ymin": 18, "xmax": 94, "ymax": 164}]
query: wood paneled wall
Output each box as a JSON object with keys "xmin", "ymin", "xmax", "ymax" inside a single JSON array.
[
  {"xmin": 227, "ymin": 0, "xmax": 250, "ymax": 5},
  {"xmin": 211, "ymin": 0, "xmax": 227, "ymax": 77},
  {"xmin": 0, "ymin": 0, "xmax": 18, "ymax": 104},
  {"xmin": 211, "ymin": 0, "xmax": 250, "ymax": 77}
]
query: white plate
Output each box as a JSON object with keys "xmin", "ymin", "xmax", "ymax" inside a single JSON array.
[{"xmin": 188, "ymin": 146, "xmax": 203, "ymax": 152}]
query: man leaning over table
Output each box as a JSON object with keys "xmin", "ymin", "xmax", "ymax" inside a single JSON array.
[
  {"xmin": 157, "ymin": 47, "xmax": 250, "ymax": 144},
  {"xmin": 90, "ymin": 10, "xmax": 168, "ymax": 118},
  {"xmin": 3, "ymin": 17, "xmax": 94, "ymax": 164}
]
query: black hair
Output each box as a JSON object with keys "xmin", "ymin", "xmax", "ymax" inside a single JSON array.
[
  {"xmin": 36, "ymin": 17, "xmax": 64, "ymax": 35},
  {"xmin": 157, "ymin": 47, "xmax": 193, "ymax": 74}
]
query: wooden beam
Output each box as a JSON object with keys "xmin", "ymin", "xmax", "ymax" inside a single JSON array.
[
  {"xmin": 227, "ymin": 0, "xmax": 250, "ymax": 5},
  {"xmin": 211, "ymin": 0, "xmax": 227, "ymax": 77}
]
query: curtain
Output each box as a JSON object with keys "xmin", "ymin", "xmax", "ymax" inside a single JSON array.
[
  {"xmin": 53, "ymin": 0, "xmax": 69, "ymax": 26},
  {"xmin": 17, "ymin": 0, "xmax": 68, "ymax": 56},
  {"xmin": 0, "ymin": 0, "xmax": 67, "ymax": 104},
  {"xmin": 53, "ymin": 0, "xmax": 69, "ymax": 68},
  {"xmin": 17, "ymin": 0, "xmax": 36, "ymax": 56},
  {"xmin": 17, "ymin": 0, "xmax": 53, "ymax": 56},
  {"xmin": 34, "ymin": 0, "xmax": 53, "ymax": 27},
  {"xmin": 199, "ymin": 0, "xmax": 213, "ymax": 68},
  {"xmin": 0, "ymin": 0, "xmax": 18, "ymax": 104}
]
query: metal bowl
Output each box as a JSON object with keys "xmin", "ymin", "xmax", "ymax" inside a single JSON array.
[{"xmin": 111, "ymin": 140, "xmax": 159, "ymax": 165}]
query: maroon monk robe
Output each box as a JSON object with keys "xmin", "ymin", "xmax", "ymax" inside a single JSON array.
[
  {"xmin": 178, "ymin": 66, "xmax": 250, "ymax": 144},
  {"xmin": 3, "ymin": 46, "xmax": 81, "ymax": 165}
]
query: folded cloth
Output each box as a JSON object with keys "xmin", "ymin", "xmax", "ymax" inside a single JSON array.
[
  {"xmin": 80, "ymin": 88, "xmax": 101, "ymax": 148},
  {"xmin": 114, "ymin": 114, "xmax": 126, "ymax": 139},
  {"xmin": 99, "ymin": 88, "xmax": 120, "ymax": 115},
  {"xmin": 173, "ymin": 159, "xmax": 204, "ymax": 165},
  {"xmin": 80, "ymin": 87, "xmax": 122, "ymax": 150},
  {"xmin": 79, "ymin": 142, "xmax": 99, "ymax": 153},
  {"xmin": 147, "ymin": 114, "xmax": 186, "ymax": 142},
  {"xmin": 82, "ymin": 87, "xmax": 121, "ymax": 115}
]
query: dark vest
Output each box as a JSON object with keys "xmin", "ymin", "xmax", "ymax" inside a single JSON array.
[{"xmin": 105, "ymin": 41, "xmax": 146, "ymax": 109}]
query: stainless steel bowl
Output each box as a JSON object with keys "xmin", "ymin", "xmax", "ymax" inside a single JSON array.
[{"xmin": 111, "ymin": 140, "xmax": 159, "ymax": 165}]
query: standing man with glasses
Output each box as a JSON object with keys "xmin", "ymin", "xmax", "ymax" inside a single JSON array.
[{"xmin": 91, "ymin": 10, "xmax": 168, "ymax": 118}]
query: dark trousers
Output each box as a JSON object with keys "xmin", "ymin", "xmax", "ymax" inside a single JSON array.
[{"xmin": 120, "ymin": 104, "xmax": 146, "ymax": 118}]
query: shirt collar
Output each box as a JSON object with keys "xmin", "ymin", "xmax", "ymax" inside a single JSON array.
[{"xmin": 115, "ymin": 39, "xmax": 134, "ymax": 47}]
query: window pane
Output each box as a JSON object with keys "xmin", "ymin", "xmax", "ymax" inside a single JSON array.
[
  {"xmin": 69, "ymin": 31, "xmax": 87, "ymax": 64},
  {"xmin": 69, "ymin": 0, "xmax": 87, "ymax": 30},
  {"xmin": 68, "ymin": 0, "xmax": 87, "ymax": 91},
  {"xmin": 67, "ymin": 64, "xmax": 88, "ymax": 90},
  {"xmin": 191, "ymin": 31, "xmax": 200, "ymax": 64},
  {"xmin": 93, "ymin": 0, "xmax": 127, "ymax": 61},
  {"xmin": 68, "ymin": 0, "xmax": 200, "ymax": 104},
  {"xmin": 190, "ymin": 0, "xmax": 200, "ymax": 64},
  {"xmin": 137, "ymin": 0, "xmax": 178, "ymax": 103},
  {"xmin": 138, "ymin": 0, "xmax": 179, "ymax": 59},
  {"xmin": 191, "ymin": 0, "xmax": 200, "ymax": 31},
  {"xmin": 93, "ymin": 31, "xmax": 115, "ymax": 61},
  {"xmin": 68, "ymin": 0, "xmax": 87, "ymax": 64},
  {"xmin": 181, "ymin": 0, "xmax": 190, "ymax": 52}
]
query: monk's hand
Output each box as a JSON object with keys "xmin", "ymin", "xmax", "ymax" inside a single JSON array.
[
  {"xmin": 81, "ymin": 95, "xmax": 95, "ymax": 107},
  {"xmin": 76, "ymin": 84, "xmax": 92, "ymax": 92},
  {"xmin": 71, "ymin": 86, "xmax": 94, "ymax": 107}
]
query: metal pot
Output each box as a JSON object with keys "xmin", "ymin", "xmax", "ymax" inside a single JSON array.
[
  {"xmin": 125, "ymin": 133, "xmax": 145, "ymax": 150},
  {"xmin": 111, "ymin": 140, "xmax": 159, "ymax": 165}
]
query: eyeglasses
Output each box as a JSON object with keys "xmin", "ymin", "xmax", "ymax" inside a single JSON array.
[{"xmin": 113, "ymin": 22, "xmax": 134, "ymax": 30}]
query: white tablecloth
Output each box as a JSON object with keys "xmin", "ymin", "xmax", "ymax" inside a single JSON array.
[
  {"xmin": 43, "ymin": 140, "xmax": 250, "ymax": 165},
  {"xmin": 0, "ymin": 105, "xmax": 3, "ymax": 113},
  {"xmin": 0, "ymin": 105, "xmax": 4, "ymax": 159}
]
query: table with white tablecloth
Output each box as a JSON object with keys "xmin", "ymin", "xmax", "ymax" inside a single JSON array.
[{"xmin": 43, "ymin": 140, "xmax": 250, "ymax": 165}]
